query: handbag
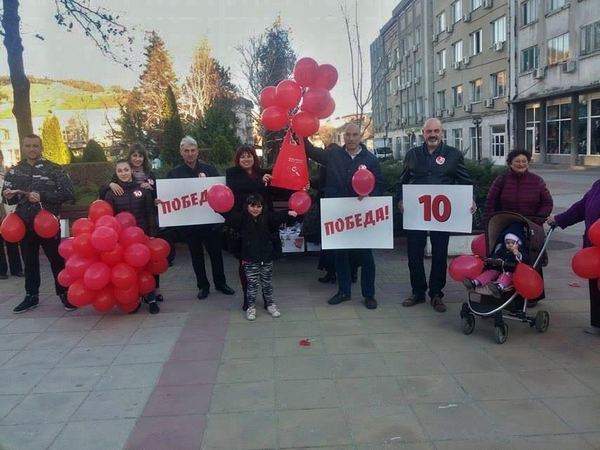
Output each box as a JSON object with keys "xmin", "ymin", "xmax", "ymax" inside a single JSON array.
[{"xmin": 270, "ymin": 130, "xmax": 309, "ymax": 191}]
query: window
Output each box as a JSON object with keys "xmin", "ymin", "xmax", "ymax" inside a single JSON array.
[
  {"xmin": 437, "ymin": 49, "xmax": 447, "ymax": 70},
  {"xmin": 491, "ymin": 125, "xmax": 506, "ymax": 159},
  {"xmin": 470, "ymin": 78, "xmax": 482, "ymax": 102},
  {"xmin": 492, "ymin": 16, "xmax": 507, "ymax": 44},
  {"xmin": 453, "ymin": 85, "xmax": 464, "ymax": 107},
  {"xmin": 525, "ymin": 104, "xmax": 541, "ymax": 154},
  {"xmin": 522, "ymin": 0, "xmax": 537, "ymax": 26},
  {"xmin": 471, "ymin": 29, "xmax": 483, "ymax": 55},
  {"xmin": 437, "ymin": 90, "xmax": 446, "ymax": 110},
  {"xmin": 581, "ymin": 20, "xmax": 600, "ymax": 56},
  {"xmin": 548, "ymin": 0, "xmax": 566, "ymax": 12},
  {"xmin": 452, "ymin": 1, "xmax": 462, "ymax": 23},
  {"xmin": 521, "ymin": 46, "xmax": 539, "ymax": 72},
  {"xmin": 415, "ymin": 26, "xmax": 421, "ymax": 44},
  {"xmin": 492, "ymin": 71, "xmax": 506, "ymax": 97},
  {"xmin": 547, "ymin": 100, "xmax": 573, "ymax": 154},
  {"xmin": 472, "ymin": 0, "xmax": 482, "ymax": 10},
  {"xmin": 470, "ymin": 126, "xmax": 482, "ymax": 160},
  {"xmin": 395, "ymin": 47, "xmax": 401, "ymax": 62},
  {"xmin": 548, "ymin": 33, "xmax": 570, "ymax": 65},
  {"xmin": 416, "ymin": 97, "xmax": 423, "ymax": 116},
  {"xmin": 415, "ymin": 59, "xmax": 422, "ymax": 77},
  {"xmin": 436, "ymin": 11, "xmax": 446, "ymax": 33},
  {"xmin": 396, "ymin": 75, "xmax": 401, "ymax": 89},
  {"xmin": 452, "ymin": 129, "xmax": 463, "ymax": 151},
  {"xmin": 453, "ymin": 40, "xmax": 463, "ymax": 62}
]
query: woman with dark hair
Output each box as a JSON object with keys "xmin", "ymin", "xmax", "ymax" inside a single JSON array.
[
  {"xmin": 226, "ymin": 145, "xmax": 273, "ymax": 310},
  {"xmin": 484, "ymin": 149, "xmax": 553, "ymax": 226},
  {"xmin": 103, "ymin": 143, "xmax": 156, "ymax": 198}
]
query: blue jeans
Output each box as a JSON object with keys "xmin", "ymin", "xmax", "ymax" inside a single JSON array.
[
  {"xmin": 406, "ymin": 230, "xmax": 450, "ymax": 299},
  {"xmin": 335, "ymin": 249, "xmax": 375, "ymax": 298}
]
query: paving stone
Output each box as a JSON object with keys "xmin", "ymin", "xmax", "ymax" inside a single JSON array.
[
  {"xmin": 0, "ymin": 395, "xmax": 24, "ymax": 420},
  {"xmin": 278, "ymin": 408, "xmax": 352, "ymax": 448},
  {"xmin": 33, "ymin": 366, "xmax": 106, "ymax": 393},
  {"xmin": 398, "ymin": 374, "xmax": 468, "ymax": 403},
  {"xmin": 143, "ymin": 384, "xmax": 213, "ymax": 416},
  {"xmin": 94, "ymin": 363, "xmax": 162, "ymax": 390},
  {"xmin": 273, "ymin": 319, "xmax": 321, "ymax": 337},
  {"xmin": 454, "ymin": 371, "xmax": 532, "ymax": 400},
  {"xmin": 435, "ymin": 349, "xmax": 506, "ymax": 373},
  {"xmin": 411, "ymin": 402, "xmax": 496, "ymax": 440},
  {"xmin": 370, "ymin": 333, "xmax": 429, "ymax": 352},
  {"xmin": 568, "ymin": 366, "xmax": 600, "ymax": 394},
  {"xmin": 203, "ymin": 411, "xmax": 277, "ymax": 449},
  {"xmin": 113, "ymin": 342, "xmax": 175, "ymax": 365},
  {"xmin": 210, "ymin": 381, "xmax": 275, "ymax": 413},
  {"xmin": 318, "ymin": 318, "xmax": 366, "ymax": 335},
  {"xmin": 0, "ymin": 350, "xmax": 17, "ymax": 367},
  {"xmin": 216, "ymin": 357, "xmax": 273, "ymax": 383},
  {"xmin": 25, "ymin": 331, "xmax": 86, "ymax": 350},
  {"xmin": 323, "ymin": 334, "xmax": 378, "ymax": 354},
  {"xmin": 382, "ymin": 351, "xmax": 447, "ymax": 376},
  {"xmin": 169, "ymin": 340, "xmax": 225, "ymax": 361},
  {"xmin": 129, "ymin": 326, "xmax": 183, "ymax": 345},
  {"xmin": 0, "ymin": 367, "xmax": 49, "ymax": 395},
  {"xmin": 49, "ymin": 418, "xmax": 135, "ymax": 450},
  {"xmin": 126, "ymin": 415, "xmax": 206, "ymax": 450},
  {"xmin": 314, "ymin": 305, "xmax": 360, "ymax": 320},
  {"xmin": 518, "ymin": 369, "xmax": 595, "ymax": 398},
  {"xmin": 59, "ymin": 345, "xmax": 122, "ymax": 367},
  {"xmin": 2, "ymin": 391, "xmax": 87, "ymax": 425},
  {"xmin": 226, "ymin": 322, "xmax": 275, "ymax": 339},
  {"xmin": 276, "ymin": 378, "xmax": 340, "ymax": 410},
  {"xmin": 544, "ymin": 396, "xmax": 600, "ymax": 432},
  {"xmin": 273, "ymin": 336, "xmax": 325, "ymax": 356},
  {"xmin": 138, "ymin": 312, "xmax": 189, "ymax": 328},
  {"xmin": 3, "ymin": 348, "xmax": 68, "ymax": 369},
  {"xmin": 222, "ymin": 338, "xmax": 274, "ymax": 359},
  {"xmin": 346, "ymin": 405, "xmax": 427, "ymax": 444},
  {"xmin": 275, "ymin": 355, "xmax": 336, "ymax": 380},
  {"xmin": 74, "ymin": 388, "xmax": 150, "ymax": 420},
  {"xmin": 0, "ymin": 423, "xmax": 64, "ymax": 450},
  {"xmin": 159, "ymin": 360, "xmax": 220, "ymax": 385},
  {"xmin": 336, "ymin": 376, "xmax": 403, "ymax": 407},
  {"xmin": 77, "ymin": 327, "xmax": 135, "ymax": 346},
  {"xmin": 1, "ymin": 317, "xmax": 58, "ymax": 334},
  {"xmin": 486, "ymin": 347, "xmax": 559, "ymax": 372},
  {"xmin": 0, "ymin": 333, "xmax": 39, "ymax": 351},
  {"xmin": 47, "ymin": 316, "xmax": 101, "ymax": 332},
  {"xmin": 332, "ymin": 353, "xmax": 391, "ymax": 378}
]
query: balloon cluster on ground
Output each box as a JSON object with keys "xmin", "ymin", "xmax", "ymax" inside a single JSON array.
[
  {"xmin": 260, "ymin": 57, "xmax": 338, "ymax": 137},
  {"xmin": 57, "ymin": 200, "xmax": 170, "ymax": 313},
  {"xmin": 571, "ymin": 219, "xmax": 600, "ymax": 283}
]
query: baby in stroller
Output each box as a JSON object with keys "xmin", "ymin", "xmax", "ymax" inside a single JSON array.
[{"xmin": 463, "ymin": 222, "xmax": 527, "ymax": 298}]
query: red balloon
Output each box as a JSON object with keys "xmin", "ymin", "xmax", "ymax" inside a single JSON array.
[
  {"xmin": 513, "ymin": 263, "xmax": 544, "ymax": 299},
  {"xmin": 259, "ymin": 86, "xmax": 277, "ymax": 109},
  {"xmin": 300, "ymin": 88, "xmax": 331, "ymax": 115},
  {"xmin": 67, "ymin": 279, "xmax": 95, "ymax": 307},
  {"xmin": 449, "ymin": 255, "xmax": 484, "ymax": 281},
  {"xmin": 34, "ymin": 209, "xmax": 60, "ymax": 239},
  {"xmin": 73, "ymin": 233, "xmax": 98, "ymax": 258},
  {"xmin": 288, "ymin": 191, "xmax": 312, "ymax": 215},
  {"xmin": 351, "ymin": 168, "xmax": 375, "ymax": 196},
  {"xmin": 147, "ymin": 238, "xmax": 170, "ymax": 261},
  {"xmin": 147, "ymin": 258, "xmax": 168, "ymax": 275},
  {"xmin": 124, "ymin": 243, "xmax": 151, "ymax": 268},
  {"xmin": 138, "ymin": 271, "xmax": 156, "ymax": 295},
  {"xmin": 100, "ymin": 243, "xmax": 124, "ymax": 266},
  {"xmin": 65, "ymin": 254, "xmax": 96, "ymax": 279},
  {"xmin": 291, "ymin": 111, "xmax": 319, "ymax": 137},
  {"xmin": 95, "ymin": 215, "xmax": 122, "ymax": 234},
  {"xmin": 572, "ymin": 247, "xmax": 600, "ymax": 279},
  {"xmin": 57, "ymin": 269, "xmax": 77, "ymax": 288},
  {"xmin": 111, "ymin": 262, "xmax": 138, "ymax": 288},
  {"xmin": 310, "ymin": 64, "xmax": 338, "ymax": 90},
  {"xmin": 261, "ymin": 106, "xmax": 288, "ymax": 131},
  {"xmin": 118, "ymin": 300, "xmax": 140, "ymax": 314},
  {"xmin": 71, "ymin": 218, "xmax": 95, "ymax": 237},
  {"xmin": 58, "ymin": 238, "xmax": 75, "ymax": 259},
  {"xmin": 114, "ymin": 211, "xmax": 137, "ymax": 229},
  {"xmin": 588, "ymin": 219, "xmax": 600, "ymax": 247},
  {"xmin": 317, "ymin": 97, "xmax": 336, "ymax": 119},
  {"xmin": 114, "ymin": 283, "xmax": 140, "ymax": 304},
  {"xmin": 119, "ymin": 226, "xmax": 146, "ymax": 248},
  {"xmin": 471, "ymin": 234, "xmax": 486, "ymax": 257},
  {"xmin": 275, "ymin": 79, "xmax": 302, "ymax": 110},
  {"xmin": 88, "ymin": 200, "xmax": 113, "ymax": 222},
  {"xmin": 91, "ymin": 226, "xmax": 119, "ymax": 252},
  {"xmin": 83, "ymin": 262, "xmax": 112, "ymax": 291},
  {"xmin": 207, "ymin": 184, "xmax": 235, "ymax": 213},
  {"xmin": 294, "ymin": 57, "xmax": 319, "ymax": 87},
  {"xmin": 0, "ymin": 213, "xmax": 26, "ymax": 243}
]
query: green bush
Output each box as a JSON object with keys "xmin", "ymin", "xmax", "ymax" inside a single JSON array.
[
  {"xmin": 81, "ymin": 139, "xmax": 107, "ymax": 162},
  {"xmin": 72, "ymin": 181, "xmax": 100, "ymax": 205},
  {"xmin": 465, "ymin": 158, "xmax": 507, "ymax": 230},
  {"xmin": 380, "ymin": 159, "xmax": 403, "ymax": 195}
]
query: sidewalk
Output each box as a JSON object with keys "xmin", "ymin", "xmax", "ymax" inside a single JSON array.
[{"xmin": 0, "ymin": 226, "xmax": 598, "ymax": 449}]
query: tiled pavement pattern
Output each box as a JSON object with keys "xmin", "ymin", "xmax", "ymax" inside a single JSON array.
[{"xmin": 0, "ymin": 168, "xmax": 598, "ymax": 450}]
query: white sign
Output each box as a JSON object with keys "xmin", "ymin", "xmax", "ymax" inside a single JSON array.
[
  {"xmin": 320, "ymin": 197, "xmax": 394, "ymax": 249},
  {"xmin": 402, "ymin": 184, "xmax": 473, "ymax": 233},
  {"xmin": 156, "ymin": 177, "xmax": 226, "ymax": 227}
]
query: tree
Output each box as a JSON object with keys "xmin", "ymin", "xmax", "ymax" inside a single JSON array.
[
  {"xmin": 114, "ymin": 88, "xmax": 147, "ymax": 145},
  {"xmin": 64, "ymin": 113, "xmax": 89, "ymax": 148},
  {"xmin": 191, "ymin": 97, "xmax": 239, "ymax": 159},
  {"xmin": 41, "ymin": 114, "xmax": 71, "ymax": 164},
  {"xmin": 81, "ymin": 139, "xmax": 106, "ymax": 162},
  {"xmin": 0, "ymin": 0, "xmax": 132, "ymax": 152},
  {"xmin": 209, "ymin": 134, "xmax": 234, "ymax": 166},
  {"xmin": 159, "ymin": 85, "xmax": 184, "ymax": 167}
]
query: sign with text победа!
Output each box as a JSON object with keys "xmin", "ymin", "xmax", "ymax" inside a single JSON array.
[
  {"xmin": 320, "ymin": 197, "xmax": 394, "ymax": 250},
  {"xmin": 402, "ymin": 184, "xmax": 473, "ymax": 233},
  {"xmin": 156, "ymin": 177, "xmax": 226, "ymax": 227}
]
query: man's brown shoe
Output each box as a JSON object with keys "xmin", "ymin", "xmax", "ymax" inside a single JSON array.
[
  {"xmin": 431, "ymin": 296, "xmax": 446, "ymax": 313},
  {"xmin": 402, "ymin": 295, "xmax": 425, "ymax": 307}
]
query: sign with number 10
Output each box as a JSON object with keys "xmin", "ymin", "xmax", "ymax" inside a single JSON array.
[{"xmin": 402, "ymin": 184, "xmax": 473, "ymax": 233}]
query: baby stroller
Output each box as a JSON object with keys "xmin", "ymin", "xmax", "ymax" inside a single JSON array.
[{"xmin": 460, "ymin": 212, "xmax": 555, "ymax": 344}]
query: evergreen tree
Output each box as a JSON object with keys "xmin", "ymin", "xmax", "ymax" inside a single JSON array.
[
  {"xmin": 115, "ymin": 88, "xmax": 148, "ymax": 146},
  {"xmin": 160, "ymin": 85, "xmax": 184, "ymax": 167},
  {"xmin": 41, "ymin": 115, "xmax": 71, "ymax": 164},
  {"xmin": 81, "ymin": 139, "xmax": 107, "ymax": 162},
  {"xmin": 191, "ymin": 97, "xmax": 239, "ymax": 159},
  {"xmin": 209, "ymin": 134, "xmax": 234, "ymax": 166}
]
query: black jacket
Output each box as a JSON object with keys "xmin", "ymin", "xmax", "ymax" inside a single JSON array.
[
  {"xmin": 99, "ymin": 170, "xmax": 157, "ymax": 200},
  {"xmin": 104, "ymin": 180, "xmax": 157, "ymax": 235},
  {"xmin": 167, "ymin": 161, "xmax": 219, "ymax": 179},
  {"xmin": 304, "ymin": 140, "xmax": 384, "ymax": 198},
  {"xmin": 397, "ymin": 142, "xmax": 472, "ymax": 199},
  {"xmin": 225, "ymin": 166, "xmax": 272, "ymax": 212}
]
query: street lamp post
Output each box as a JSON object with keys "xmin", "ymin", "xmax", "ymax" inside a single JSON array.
[{"xmin": 472, "ymin": 115, "xmax": 482, "ymax": 161}]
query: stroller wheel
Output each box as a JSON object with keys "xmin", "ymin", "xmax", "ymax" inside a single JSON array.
[
  {"xmin": 535, "ymin": 310, "xmax": 550, "ymax": 333},
  {"xmin": 462, "ymin": 314, "xmax": 476, "ymax": 335},
  {"xmin": 494, "ymin": 323, "xmax": 508, "ymax": 344}
]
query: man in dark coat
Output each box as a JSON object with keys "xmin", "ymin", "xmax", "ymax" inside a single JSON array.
[
  {"xmin": 166, "ymin": 136, "xmax": 235, "ymax": 300},
  {"xmin": 397, "ymin": 118, "xmax": 474, "ymax": 313},
  {"xmin": 304, "ymin": 123, "xmax": 384, "ymax": 310}
]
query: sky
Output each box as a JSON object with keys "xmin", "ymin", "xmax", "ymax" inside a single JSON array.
[{"xmin": 5, "ymin": 0, "xmax": 398, "ymax": 117}]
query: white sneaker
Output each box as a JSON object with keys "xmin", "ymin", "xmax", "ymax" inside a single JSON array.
[
  {"xmin": 246, "ymin": 306, "xmax": 256, "ymax": 321},
  {"xmin": 267, "ymin": 304, "xmax": 281, "ymax": 318}
]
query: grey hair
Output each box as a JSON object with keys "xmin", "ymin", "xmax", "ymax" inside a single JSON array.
[{"xmin": 180, "ymin": 135, "xmax": 198, "ymax": 150}]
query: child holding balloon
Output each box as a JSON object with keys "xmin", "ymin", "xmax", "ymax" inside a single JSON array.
[
  {"xmin": 219, "ymin": 193, "xmax": 297, "ymax": 321},
  {"xmin": 104, "ymin": 159, "xmax": 161, "ymax": 314}
]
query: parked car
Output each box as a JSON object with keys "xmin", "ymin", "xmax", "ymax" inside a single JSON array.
[{"xmin": 374, "ymin": 147, "xmax": 393, "ymax": 160}]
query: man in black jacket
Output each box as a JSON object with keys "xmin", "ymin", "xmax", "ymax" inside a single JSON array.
[
  {"xmin": 397, "ymin": 118, "xmax": 473, "ymax": 313},
  {"xmin": 3, "ymin": 134, "xmax": 76, "ymax": 313},
  {"xmin": 166, "ymin": 136, "xmax": 235, "ymax": 300},
  {"xmin": 304, "ymin": 123, "xmax": 384, "ymax": 309}
]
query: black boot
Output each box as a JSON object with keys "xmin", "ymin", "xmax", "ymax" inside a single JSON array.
[{"xmin": 318, "ymin": 272, "xmax": 336, "ymax": 283}]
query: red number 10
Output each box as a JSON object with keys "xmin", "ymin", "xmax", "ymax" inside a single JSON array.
[{"xmin": 418, "ymin": 194, "xmax": 451, "ymax": 222}]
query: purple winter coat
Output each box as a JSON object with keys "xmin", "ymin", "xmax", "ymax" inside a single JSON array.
[{"xmin": 554, "ymin": 179, "xmax": 600, "ymax": 248}]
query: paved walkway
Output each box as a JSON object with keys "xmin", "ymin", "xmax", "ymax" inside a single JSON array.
[{"xmin": 0, "ymin": 170, "xmax": 599, "ymax": 449}]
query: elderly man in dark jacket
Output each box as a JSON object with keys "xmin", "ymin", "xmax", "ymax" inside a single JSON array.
[
  {"xmin": 397, "ymin": 118, "xmax": 473, "ymax": 313},
  {"xmin": 166, "ymin": 135, "xmax": 235, "ymax": 300},
  {"xmin": 304, "ymin": 123, "xmax": 384, "ymax": 309},
  {"xmin": 3, "ymin": 134, "xmax": 75, "ymax": 313}
]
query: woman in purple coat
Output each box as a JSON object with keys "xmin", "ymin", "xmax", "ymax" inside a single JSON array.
[{"xmin": 547, "ymin": 179, "xmax": 600, "ymax": 335}]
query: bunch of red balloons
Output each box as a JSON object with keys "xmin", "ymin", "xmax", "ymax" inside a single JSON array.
[
  {"xmin": 57, "ymin": 200, "xmax": 170, "ymax": 314},
  {"xmin": 0, "ymin": 208, "xmax": 60, "ymax": 242},
  {"xmin": 260, "ymin": 57, "xmax": 338, "ymax": 137},
  {"xmin": 571, "ymin": 219, "xmax": 600, "ymax": 282}
]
